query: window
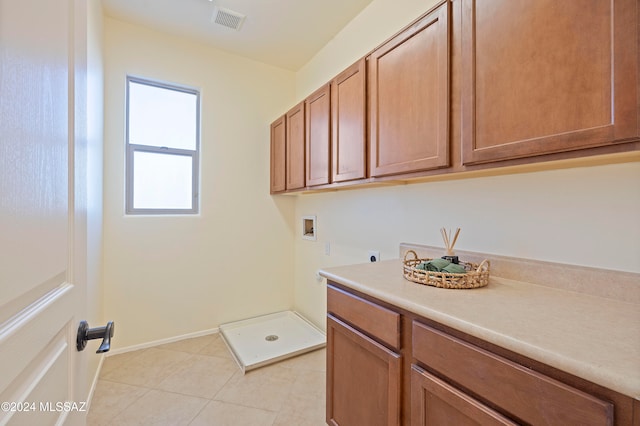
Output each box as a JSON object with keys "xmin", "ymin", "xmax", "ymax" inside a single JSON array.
[{"xmin": 126, "ymin": 76, "xmax": 200, "ymax": 214}]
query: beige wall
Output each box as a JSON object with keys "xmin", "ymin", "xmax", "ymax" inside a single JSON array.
[
  {"xmin": 101, "ymin": 0, "xmax": 640, "ymax": 346},
  {"xmin": 103, "ymin": 18, "xmax": 296, "ymax": 348},
  {"xmin": 291, "ymin": 0, "xmax": 640, "ymax": 329}
]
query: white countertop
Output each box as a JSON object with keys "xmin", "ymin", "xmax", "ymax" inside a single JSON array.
[{"xmin": 319, "ymin": 259, "xmax": 640, "ymax": 400}]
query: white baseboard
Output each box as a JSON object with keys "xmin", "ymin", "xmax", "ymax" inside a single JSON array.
[{"xmin": 105, "ymin": 327, "xmax": 220, "ymax": 357}]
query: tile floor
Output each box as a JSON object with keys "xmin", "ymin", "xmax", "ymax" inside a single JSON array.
[{"xmin": 87, "ymin": 334, "xmax": 326, "ymax": 425}]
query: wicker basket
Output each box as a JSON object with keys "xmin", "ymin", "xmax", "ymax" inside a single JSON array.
[{"xmin": 402, "ymin": 250, "xmax": 490, "ymax": 289}]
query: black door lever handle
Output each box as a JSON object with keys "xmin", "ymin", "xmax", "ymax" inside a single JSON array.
[{"xmin": 77, "ymin": 321, "xmax": 115, "ymax": 353}]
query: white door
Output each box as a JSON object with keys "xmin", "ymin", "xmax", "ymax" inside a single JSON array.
[{"xmin": 0, "ymin": 0, "xmax": 90, "ymax": 425}]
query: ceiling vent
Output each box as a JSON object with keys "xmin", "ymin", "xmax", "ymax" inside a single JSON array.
[{"xmin": 211, "ymin": 6, "xmax": 246, "ymax": 31}]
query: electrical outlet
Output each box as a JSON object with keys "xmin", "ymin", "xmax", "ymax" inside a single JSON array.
[{"xmin": 368, "ymin": 250, "xmax": 380, "ymax": 262}]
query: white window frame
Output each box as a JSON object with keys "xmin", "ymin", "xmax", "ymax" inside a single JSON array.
[{"xmin": 125, "ymin": 76, "xmax": 200, "ymax": 215}]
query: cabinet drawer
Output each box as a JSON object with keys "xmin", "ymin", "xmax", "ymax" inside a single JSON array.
[
  {"xmin": 327, "ymin": 285, "xmax": 400, "ymax": 350},
  {"xmin": 412, "ymin": 321, "xmax": 613, "ymax": 426}
]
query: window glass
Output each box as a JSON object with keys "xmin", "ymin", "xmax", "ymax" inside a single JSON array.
[
  {"xmin": 132, "ymin": 151, "xmax": 193, "ymax": 209},
  {"xmin": 128, "ymin": 81, "xmax": 198, "ymax": 150},
  {"xmin": 126, "ymin": 77, "xmax": 199, "ymax": 215}
]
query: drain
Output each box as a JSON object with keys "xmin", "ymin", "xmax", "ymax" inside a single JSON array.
[{"xmin": 265, "ymin": 334, "xmax": 279, "ymax": 342}]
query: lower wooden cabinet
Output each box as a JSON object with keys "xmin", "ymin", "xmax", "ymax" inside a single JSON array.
[
  {"xmin": 326, "ymin": 315, "xmax": 402, "ymax": 426},
  {"xmin": 326, "ymin": 282, "xmax": 632, "ymax": 425}
]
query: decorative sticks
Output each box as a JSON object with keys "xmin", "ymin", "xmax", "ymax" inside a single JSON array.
[{"xmin": 441, "ymin": 227, "xmax": 461, "ymax": 256}]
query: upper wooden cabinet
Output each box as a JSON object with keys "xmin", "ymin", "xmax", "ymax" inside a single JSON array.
[
  {"xmin": 332, "ymin": 59, "xmax": 367, "ymax": 183},
  {"xmin": 285, "ymin": 101, "xmax": 305, "ymax": 190},
  {"xmin": 269, "ymin": 0, "xmax": 639, "ymax": 194},
  {"xmin": 368, "ymin": 2, "xmax": 450, "ymax": 177},
  {"xmin": 269, "ymin": 115, "xmax": 286, "ymax": 193},
  {"xmin": 461, "ymin": 0, "xmax": 639, "ymax": 165},
  {"xmin": 305, "ymin": 84, "xmax": 331, "ymax": 187}
]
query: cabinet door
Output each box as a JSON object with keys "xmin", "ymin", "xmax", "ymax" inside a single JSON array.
[
  {"xmin": 411, "ymin": 365, "xmax": 517, "ymax": 426},
  {"xmin": 461, "ymin": 0, "xmax": 639, "ymax": 165},
  {"xmin": 269, "ymin": 115, "xmax": 286, "ymax": 193},
  {"xmin": 332, "ymin": 59, "xmax": 367, "ymax": 182},
  {"xmin": 327, "ymin": 315, "xmax": 401, "ymax": 426},
  {"xmin": 369, "ymin": 2, "xmax": 450, "ymax": 177},
  {"xmin": 286, "ymin": 101, "xmax": 305, "ymax": 190},
  {"xmin": 305, "ymin": 84, "xmax": 331, "ymax": 186}
]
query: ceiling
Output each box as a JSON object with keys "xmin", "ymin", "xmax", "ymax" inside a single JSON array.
[{"xmin": 102, "ymin": 0, "xmax": 374, "ymax": 71}]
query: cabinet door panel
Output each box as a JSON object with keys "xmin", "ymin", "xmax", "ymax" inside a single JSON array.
[
  {"xmin": 332, "ymin": 59, "xmax": 367, "ymax": 182},
  {"xmin": 461, "ymin": 0, "xmax": 639, "ymax": 164},
  {"xmin": 306, "ymin": 84, "xmax": 331, "ymax": 186},
  {"xmin": 286, "ymin": 102, "xmax": 305, "ymax": 189},
  {"xmin": 269, "ymin": 115, "xmax": 286, "ymax": 193},
  {"xmin": 411, "ymin": 365, "xmax": 517, "ymax": 426},
  {"xmin": 327, "ymin": 315, "xmax": 401, "ymax": 426},
  {"xmin": 369, "ymin": 2, "xmax": 450, "ymax": 177}
]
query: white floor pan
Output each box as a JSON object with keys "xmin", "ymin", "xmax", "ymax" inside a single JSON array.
[{"xmin": 219, "ymin": 310, "xmax": 326, "ymax": 373}]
